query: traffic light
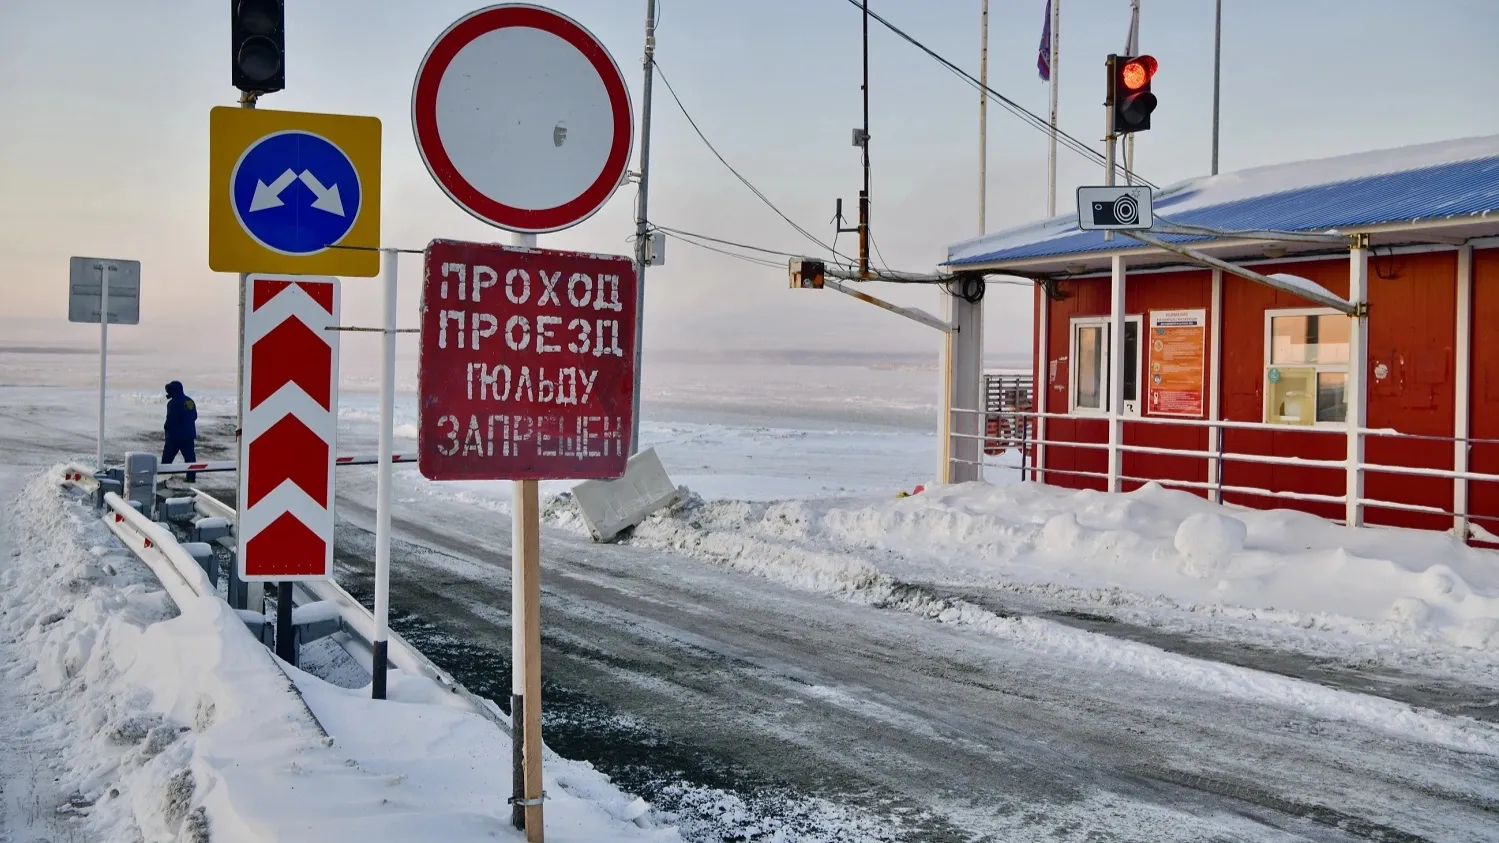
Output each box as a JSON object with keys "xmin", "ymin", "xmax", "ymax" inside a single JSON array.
[
  {"xmin": 232, "ymin": 0, "xmax": 285, "ymax": 95},
  {"xmin": 1108, "ymin": 54, "xmax": 1158, "ymax": 135}
]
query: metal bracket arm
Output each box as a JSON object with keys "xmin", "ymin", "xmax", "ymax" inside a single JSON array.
[
  {"xmin": 1123, "ymin": 230, "xmax": 1356, "ymax": 315},
  {"xmin": 824, "ymin": 279, "xmax": 954, "ymax": 333}
]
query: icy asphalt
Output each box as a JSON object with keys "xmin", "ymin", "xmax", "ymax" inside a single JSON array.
[
  {"xmin": 7, "ymin": 388, "xmax": 1499, "ymax": 841},
  {"xmin": 312, "ymin": 484, "xmax": 1499, "ymax": 841}
]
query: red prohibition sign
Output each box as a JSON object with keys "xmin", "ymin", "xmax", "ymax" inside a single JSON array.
[{"xmin": 411, "ymin": 4, "xmax": 635, "ymax": 233}]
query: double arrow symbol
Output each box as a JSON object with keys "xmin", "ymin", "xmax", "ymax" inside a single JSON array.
[{"xmin": 250, "ymin": 169, "xmax": 345, "ymax": 217}]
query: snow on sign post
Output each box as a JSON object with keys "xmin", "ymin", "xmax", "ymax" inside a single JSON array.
[
  {"xmin": 411, "ymin": 6, "xmax": 636, "ymax": 839},
  {"xmin": 418, "ymin": 241, "xmax": 637, "ymax": 481}
]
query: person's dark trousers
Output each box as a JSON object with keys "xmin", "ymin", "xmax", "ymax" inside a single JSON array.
[{"xmin": 162, "ymin": 438, "xmax": 198, "ymax": 483}]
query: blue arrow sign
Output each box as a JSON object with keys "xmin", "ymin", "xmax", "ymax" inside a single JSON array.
[{"xmin": 231, "ymin": 131, "xmax": 362, "ymax": 256}]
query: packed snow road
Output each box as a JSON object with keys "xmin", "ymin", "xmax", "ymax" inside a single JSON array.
[
  {"xmin": 11, "ymin": 383, "xmax": 1498, "ymax": 841},
  {"xmin": 230, "ymin": 468, "xmax": 1497, "ymax": 843}
]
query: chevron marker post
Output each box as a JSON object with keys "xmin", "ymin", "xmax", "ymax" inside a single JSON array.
[{"xmin": 238, "ymin": 275, "xmax": 340, "ymax": 582}]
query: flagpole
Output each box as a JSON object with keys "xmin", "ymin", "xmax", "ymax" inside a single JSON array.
[
  {"xmin": 979, "ymin": 0, "xmax": 989, "ymax": 234},
  {"xmin": 1211, "ymin": 0, "xmax": 1222, "ymax": 175},
  {"xmin": 1047, "ymin": 0, "xmax": 1060, "ymax": 216}
]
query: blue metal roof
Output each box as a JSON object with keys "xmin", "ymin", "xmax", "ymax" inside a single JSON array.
[{"xmin": 947, "ymin": 152, "xmax": 1499, "ymax": 267}]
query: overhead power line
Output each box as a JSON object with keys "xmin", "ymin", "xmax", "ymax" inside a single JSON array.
[
  {"xmin": 844, "ymin": 0, "xmax": 1158, "ymax": 191},
  {"xmin": 653, "ymin": 60, "xmax": 859, "ymax": 264}
]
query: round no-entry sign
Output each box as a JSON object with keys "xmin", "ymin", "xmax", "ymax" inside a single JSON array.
[{"xmin": 412, "ymin": 4, "xmax": 634, "ymax": 234}]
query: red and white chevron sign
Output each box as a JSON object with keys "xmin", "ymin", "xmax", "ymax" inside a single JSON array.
[{"xmin": 238, "ymin": 274, "xmax": 340, "ymax": 581}]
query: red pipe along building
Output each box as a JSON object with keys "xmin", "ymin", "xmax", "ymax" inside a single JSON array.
[{"xmin": 946, "ymin": 136, "xmax": 1499, "ymax": 541}]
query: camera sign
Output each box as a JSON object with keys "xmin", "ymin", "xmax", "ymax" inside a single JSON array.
[{"xmin": 1076, "ymin": 186, "xmax": 1154, "ymax": 231}]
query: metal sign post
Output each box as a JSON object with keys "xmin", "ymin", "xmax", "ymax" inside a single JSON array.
[
  {"xmin": 98, "ymin": 263, "xmax": 110, "ymax": 470},
  {"xmin": 68, "ymin": 256, "xmax": 141, "ymax": 470},
  {"xmin": 372, "ymin": 248, "xmax": 398, "ymax": 701},
  {"xmin": 417, "ymin": 240, "xmax": 637, "ymax": 838},
  {"xmin": 411, "ymin": 8, "xmax": 636, "ymax": 838}
]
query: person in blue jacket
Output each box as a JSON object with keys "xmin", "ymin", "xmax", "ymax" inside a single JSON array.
[{"xmin": 163, "ymin": 381, "xmax": 199, "ymax": 482}]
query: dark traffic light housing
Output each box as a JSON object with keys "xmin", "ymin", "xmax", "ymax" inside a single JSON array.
[
  {"xmin": 1108, "ymin": 54, "xmax": 1157, "ymax": 135},
  {"xmin": 232, "ymin": 0, "xmax": 285, "ymax": 95}
]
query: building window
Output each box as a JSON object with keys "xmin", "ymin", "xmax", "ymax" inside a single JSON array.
[
  {"xmin": 1264, "ymin": 309, "xmax": 1350, "ymax": 426},
  {"xmin": 1069, "ymin": 316, "xmax": 1141, "ymax": 415}
]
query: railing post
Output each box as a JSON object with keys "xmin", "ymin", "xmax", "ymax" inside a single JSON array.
[
  {"xmin": 1207, "ymin": 268, "xmax": 1224, "ymax": 503},
  {"xmin": 1035, "ymin": 285, "xmax": 1049, "ymax": 484},
  {"xmin": 1346, "ymin": 238, "xmax": 1369, "ymax": 527},
  {"xmin": 1108, "ymin": 255, "xmax": 1127, "ymax": 493},
  {"xmin": 1454, "ymin": 245, "xmax": 1474, "ymax": 539}
]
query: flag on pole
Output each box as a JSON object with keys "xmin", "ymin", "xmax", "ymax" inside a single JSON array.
[{"xmin": 1037, "ymin": 0, "xmax": 1052, "ymax": 81}]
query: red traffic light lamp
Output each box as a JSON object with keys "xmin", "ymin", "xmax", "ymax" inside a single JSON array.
[{"xmin": 1108, "ymin": 54, "xmax": 1158, "ymax": 135}]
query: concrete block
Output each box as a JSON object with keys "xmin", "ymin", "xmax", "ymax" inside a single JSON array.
[
  {"xmin": 182, "ymin": 541, "xmax": 218, "ymax": 587},
  {"xmin": 571, "ymin": 447, "xmax": 683, "ymax": 542},
  {"xmin": 192, "ymin": 516, "xmax": 233, "ymax": 544},
  {"xmin": 292, "ymin": 601, "xmax": 342, "ymax": 646},
  {"xmin": 161, "ymin": 496, "xmax": 196, "ymax": 521},
  {"xmin": 237, "ymin": 609, "xmax": 274, "ymax": 647}
]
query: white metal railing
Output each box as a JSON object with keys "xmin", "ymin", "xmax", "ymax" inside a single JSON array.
[{"xmin": 949, "ymin": 405, "xmax": 1499, "ymax": 536}]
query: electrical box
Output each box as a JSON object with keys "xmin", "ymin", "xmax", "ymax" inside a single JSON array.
[
  {"xmin": 789, "ymin": 258, "xmax": 826, "ymax": 290},
  {"xmin": 122, "ymin": 452, "xmax": 158, "ymax": 520},
  {"xmin": 851, "ymin": 128, "xmax": 869, "ymax": 147},
  {"xmin": 646, "ymin": 231, "xmax": 666, "ymax": 266}
]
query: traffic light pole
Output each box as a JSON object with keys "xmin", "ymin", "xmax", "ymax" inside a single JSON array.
[
  {"xmin": 1103, "ymin": 57, "xmax": 1117, "ymax": 242},
  {"xmin": 1103, "ymin": 65, "xmax": 1125, "ymax": 493},
  {"xmin": 233, "ymin": 92, "xmax": 257, "ymax": 614}
]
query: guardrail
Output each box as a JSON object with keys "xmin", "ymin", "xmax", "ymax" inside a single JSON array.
[
  {"xmin": 952, "ymin": 405, "xmax": 1499, "ymax": 536},
  {"xmin": 62, "ymin": 463, "xmax": 100, "ymax": 492},
  {"xmin": 188, "ymin": 490, "xmax": 512, "ymax": 731},
  {"xmin": 58, "ymin": 469, "xmax": 511, "ymax": 732}
]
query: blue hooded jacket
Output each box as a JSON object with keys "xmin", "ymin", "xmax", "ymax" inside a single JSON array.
[{"xmin": 164, "ymin": 381, "xmax": 198, "ymax": 441}]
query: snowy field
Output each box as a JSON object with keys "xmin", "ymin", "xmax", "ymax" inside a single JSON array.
[{"xmin": 3, "ymin": 341, "xmax": 1499, "ymax": 841}]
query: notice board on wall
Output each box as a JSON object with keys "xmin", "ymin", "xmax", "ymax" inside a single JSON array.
[{"xmin": 1147, "ymin": 309, "xmax": 1206, "ymax": 418}]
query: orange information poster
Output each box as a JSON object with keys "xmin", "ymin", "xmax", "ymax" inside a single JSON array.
[{"xmin": 1147, "ymin": 308, "xmax": 1206, "ymax": 417}]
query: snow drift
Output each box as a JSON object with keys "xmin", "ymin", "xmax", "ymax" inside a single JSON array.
[
  {"xmin": 581, "ymin": 481, "xmax": 1499, "ymax": 755},
  {"xmin": 0, "ymin": 467, "xmax": 681, "ymax": 842}
]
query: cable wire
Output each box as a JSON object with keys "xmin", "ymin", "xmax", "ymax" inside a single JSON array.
[
  {"xmin": 658, "ymin": 230, "xmax": 789, "ymax": 269},
  {"xmin": 652, "ymin": 224, "xmax": 806, "ymax": 259},
  {"xmin": 653, "ymin": 59, "xmax": 860, "ymax": 263},
  {"xmin": 844, "ymin": 0, "xmax": 1157, "ymax": 190}
]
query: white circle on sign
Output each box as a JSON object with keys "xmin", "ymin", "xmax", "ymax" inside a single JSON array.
[
  {"xmin": 436, "ymin": 26, "xmax": 614, "ymax": 211},
  {"xmin": 411, "ymin": 5, "xmax": 634, "ymax": 233}
]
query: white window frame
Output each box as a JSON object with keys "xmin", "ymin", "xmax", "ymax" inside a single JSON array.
[
  {"xmin": 1068, "ymin": 315, "xmax": 1143, "ymax": 417},
  {"xmin": 1262, "ymin": 306, "xmax": 1350, "ymax": 427}
]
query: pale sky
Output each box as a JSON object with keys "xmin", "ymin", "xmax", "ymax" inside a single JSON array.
[{"xmin": 4, "ymin": 0, "xmax": 1498, "ymax": 363}]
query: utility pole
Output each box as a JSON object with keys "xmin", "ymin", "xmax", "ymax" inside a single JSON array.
[
  {"xmin": 630, "ymin": 0, "xmax": 657, "ymax": 456},
  {"xmin": 1046, "ymin": 0, "xmax": 1060, "ymax": 216},
  {"xmin": 978, "ymin": 0, "xmax": 988, "ymax": 234},
  {"xmin": 1211, "ymin": 0, "xmax": 1222, "ymax": 175},
  {"xmin": 858, "ymin": 0, "xmax": 871, "ymax": 277}
]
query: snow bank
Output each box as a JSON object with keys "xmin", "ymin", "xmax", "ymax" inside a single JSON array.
[
  {"xmin": 0, "ymin": 467, "xmax": 682, "ymax": 842},
  {"xmin": 610, "ymin": 484, "xmax": 1499, "ymax": 755},
  {"xmin": 827, "ymin": 482, "xmax": 1499, "ymax": 652}
]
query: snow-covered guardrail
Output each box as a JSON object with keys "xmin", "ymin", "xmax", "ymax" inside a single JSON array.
[
  {"xmin": 61, "ymin": 463, "xmax": 99, "ymax": 492},
  {"xmin": 99, "ymin": 491, "xmax": 214, "ymax": 606},
  {"xmin": 188, "ymin": 489, "xmax": 513, "ymax": 733}
]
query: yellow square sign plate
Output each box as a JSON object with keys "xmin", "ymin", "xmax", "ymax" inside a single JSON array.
[{"xmin": 209, "ymin": 106, "xmax": 381, "ymax": 277}]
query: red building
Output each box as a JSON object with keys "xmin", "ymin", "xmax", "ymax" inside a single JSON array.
[{"xmin": 946, "ymin": 136, "xmax": 1499, "ymax": 539}]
